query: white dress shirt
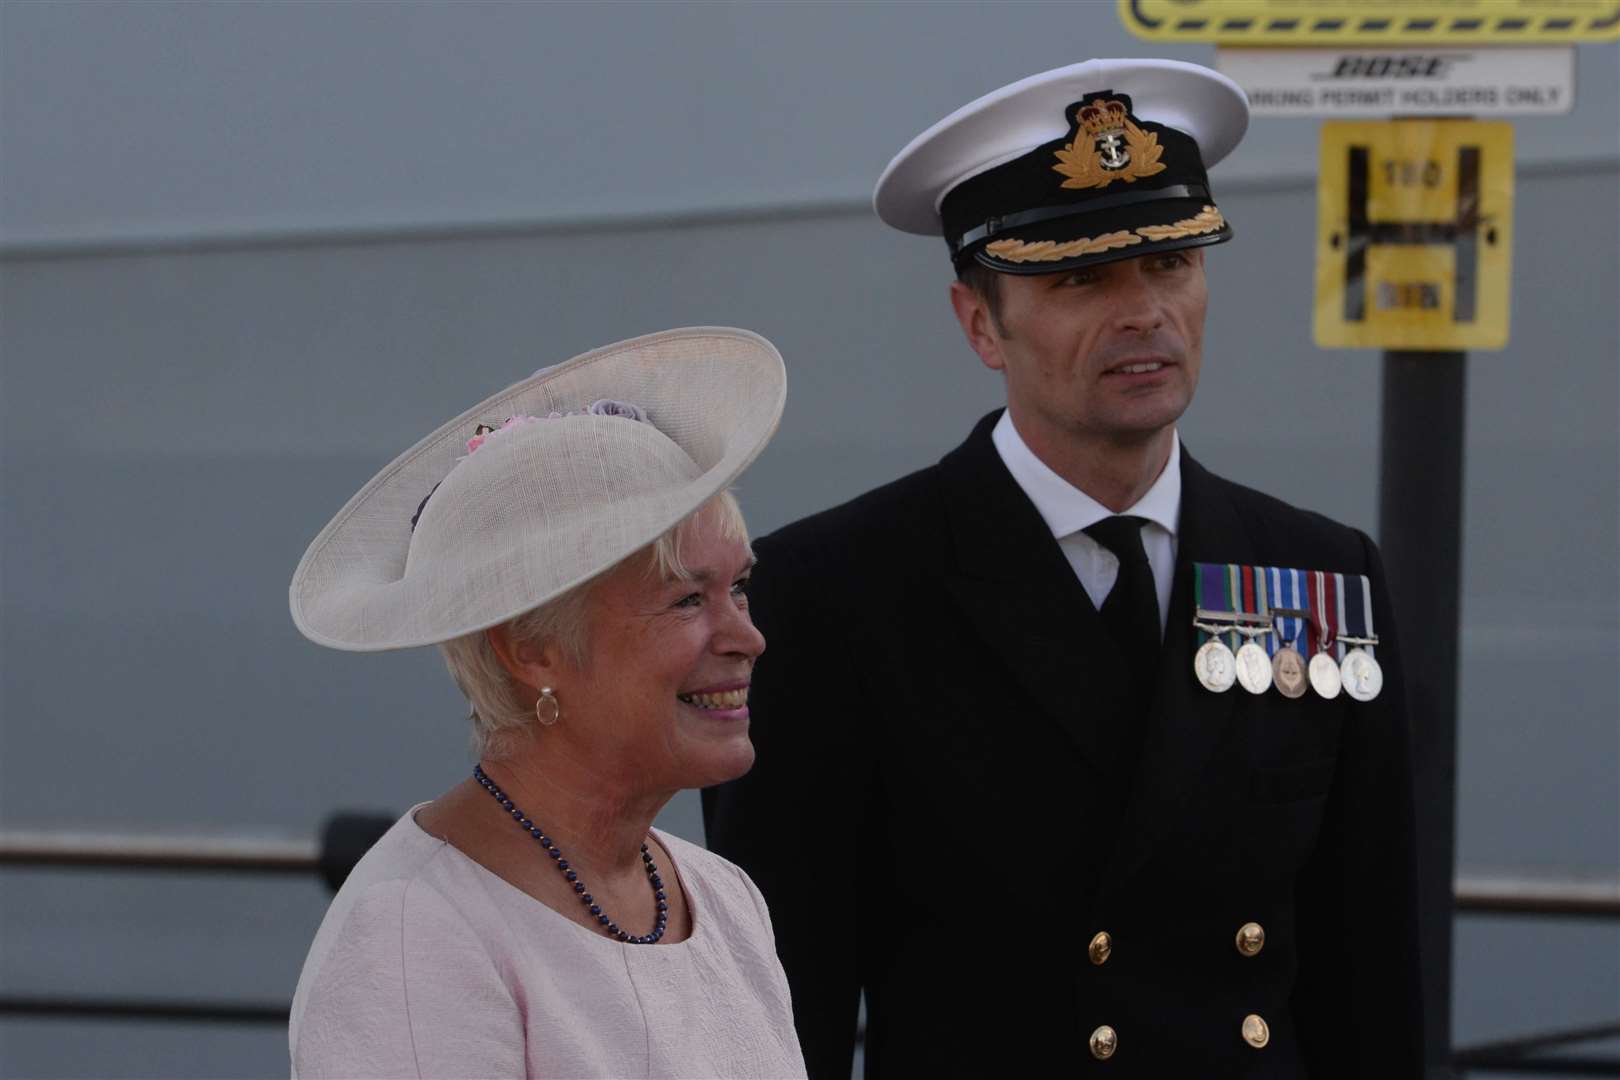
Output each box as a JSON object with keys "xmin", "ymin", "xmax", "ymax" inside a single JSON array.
[{"xmin": 990, "ymin": 410, "xmax": 1181, "ymax": 636}]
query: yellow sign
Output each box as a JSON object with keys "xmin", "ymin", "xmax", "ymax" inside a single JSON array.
[
  {"xmin": 1120, "ymin": 0, "xmax": 1620, "ymax": 43},
  {"xmin": 1314, "ymin": 120, "xmax": 1513, "ymax": 350}
]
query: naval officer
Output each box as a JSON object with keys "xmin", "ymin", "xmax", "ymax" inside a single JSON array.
[{"xmin": 704, "ymin": 59, "xmax": 1423, "ymax": 1078}]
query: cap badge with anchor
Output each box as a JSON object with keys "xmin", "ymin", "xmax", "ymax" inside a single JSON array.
[{"xmin": 1053, "ymin": 94, "xmax": 1167, "ymax": 189}]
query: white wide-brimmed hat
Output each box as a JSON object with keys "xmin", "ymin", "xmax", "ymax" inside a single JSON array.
[{"xmin": 290, "ymin": 326, "xmax": 785, "ymax": 652}]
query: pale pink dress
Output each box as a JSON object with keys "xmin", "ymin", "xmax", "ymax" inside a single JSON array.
[{"xmin": 289, "ymin": 807, "xmax": 807, "ymax": 1078}]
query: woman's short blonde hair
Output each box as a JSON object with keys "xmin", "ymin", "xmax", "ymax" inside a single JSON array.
[{"xmin": 439, "ymin": 491, "xmax": 748, "ymax": 759}]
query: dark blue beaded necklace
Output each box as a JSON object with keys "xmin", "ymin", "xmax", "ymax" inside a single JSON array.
[{"xmin": 474, "ymin": 764, "xmax": 669, "ymax": 945}]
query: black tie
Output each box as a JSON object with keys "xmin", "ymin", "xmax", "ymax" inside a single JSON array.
[{"xmin": 1082, "ymin": 515, "xmax": 1162, "ymax": 693}]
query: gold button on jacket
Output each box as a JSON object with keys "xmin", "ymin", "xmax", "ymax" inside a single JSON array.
[
  {"xmin": 1235, "ymin": 921, "xmax": 1266, "ymax": 957},
  {"xmin": 1242, "ymin": 1013, "xmax": 1271, "ymax": 1049},
  {"xmin": 1089, "ymin": 1025, "xmax": 1118, "ymax": 1060},
  {"xmin": 1088, "ymin": 930, "xmax": 1112, "ymax": 965}
]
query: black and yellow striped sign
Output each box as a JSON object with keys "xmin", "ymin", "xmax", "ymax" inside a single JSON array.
[{"xmin": 1119, "ymin": 0, "xmax": 1620, "ymax": 44}]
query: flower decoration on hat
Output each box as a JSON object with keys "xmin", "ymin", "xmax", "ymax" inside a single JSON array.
[
  {"xmin": 584, "ymin": 399, "xmax": 649, "ymax": 422},
  {"xmin": 409, "ymin": 401, "xmax": 656, "ymax": 535},
  {"xmin": 464, "ymin": 400, "xmax": 650, "ymax": 456},
  {"xmin": 466, "ymin": 415, "xmax": 539, "ymax": 455}
]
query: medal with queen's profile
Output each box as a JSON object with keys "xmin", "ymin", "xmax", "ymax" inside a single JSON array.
[
  {"xmin": 1271, "ymin": 644, "xmax": 1309, "ymax": 699},
  {"xmin": 1234, "ymin": 640, "xmax": 1273, "ymax": 695},
  {"xmin": 1194, "ymin": 638, "xmax": 1237, "ymax": 693},
  {"xmin": 1340, "ymin": 647, "xmax": 1384, "ymax": 702}
]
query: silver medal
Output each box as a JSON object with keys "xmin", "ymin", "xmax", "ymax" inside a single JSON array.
[
  {"xmin": 1271, "ymin": 645, "xmax": 1308, "ymax": 699},
  {"xmin": 1308, "ymin": 651, "xmax": 1342, "ymax": 699},
  {"xmin": 1194, "ymin": 638, "xmax": 1237, "ymax": 693},
  {"xmin": 1339, "ymin": 647, "xmax": 1384, "ymax": 702},
  {"xmin": 1234, "ymin": 641, "xmax": 1273, "ymax": 695}
]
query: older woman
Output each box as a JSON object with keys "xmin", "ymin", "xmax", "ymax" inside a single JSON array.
[{"xmin": 286, "ymin": 328, "xmax": 805, "ymax": 1078}]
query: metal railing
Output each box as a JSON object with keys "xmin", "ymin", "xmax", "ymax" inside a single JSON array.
[
  {"xmin": 1455, "ymin": 873, "xmax": 1620, "ymax": 919},
  {"xmin": 7, "ymin": 825, "xmax": 1616, "ymax": 914},
  {"xmin": 0, "ymin": 814, "xmax": 397, "ymax": 891},
  {"xmin": 0, "ymin": 829, "xmax": 319, "ymax": 873},
  {"xmin": 2, "ymin": 822, "xmax": 1616, "ymax": 1075},
  {"xmin": 1454, "ymin": 1020, "xmax": 1620, "ymax": 1076}
]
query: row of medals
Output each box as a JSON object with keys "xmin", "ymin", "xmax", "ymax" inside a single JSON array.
[{"xmin": 1193, "ymin": 623, "xmax": 1383, "ymax": 702}]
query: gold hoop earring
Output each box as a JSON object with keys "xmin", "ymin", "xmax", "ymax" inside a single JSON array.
[{"xmin": 535, "ymin": 687, "xmax": 561, "ymax": 727}]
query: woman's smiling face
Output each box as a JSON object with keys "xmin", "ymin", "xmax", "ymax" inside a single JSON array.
[{"xmin": 554, "ymin": 503, "xmax": 765, "ymax": 797}]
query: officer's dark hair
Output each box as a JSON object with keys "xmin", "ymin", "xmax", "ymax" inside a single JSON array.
[{"xmin": 955, "ymin": 259, "xmax": 1009, "ymax": 337}]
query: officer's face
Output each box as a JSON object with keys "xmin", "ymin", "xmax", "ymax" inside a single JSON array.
[{"xmin": 954, "ymin": 248, "xmax": 1208, "ymax": 452}]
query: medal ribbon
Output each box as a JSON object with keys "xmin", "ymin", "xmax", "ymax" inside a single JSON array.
[
  {"xmin": 1195, "ymin": 562, "xmax": 1237, "ymax": 648},
  {"xmin": 1334, "ymin": 572, "xmax": 1348, "ymax": 661},
  {"xmin": 1267, "ymin": 565, "xmax": 1304, "ymax": 658},
  {"xmin": 1307, "ymin": 570, "xmax": 1341, "ymax": 658},
  {"xmin": 1228, "ymin": 564, "xmax": 1242, "ymax": 626},
  {"xmin": 1227, "ymin": 563, "xmax": 1264, "ymax": 651},
  {"xmin": 1198, "ymin": 562, "xmax": 1262, "ymax": 653},
  {"xmin": 1227, "ymin": 564, "xmax": 1243, "ymax": 653},
  {"xmin": 1239, "ymin": 563, "xmax": 1269, "ymax": 651},
  {"xmin": 1225, "ymin": 564, "xmax": 1257, "ymax": 618},
  {"xmin": 1339, "ymin": 573, "xmax": 1376, "ymax": 659},
  {"xmin": 1205, "ymin": 563, "xmax": 1368, "ymax": 662}
]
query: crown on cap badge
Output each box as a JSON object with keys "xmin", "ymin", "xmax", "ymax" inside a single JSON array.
[
  {"xmin": 1053, "ymin": 96, "xmax": 1167, "ymax": 191},
  {"xmin": 1078, "ymin": 100, "xmax": 1128, "ymax": 139}
]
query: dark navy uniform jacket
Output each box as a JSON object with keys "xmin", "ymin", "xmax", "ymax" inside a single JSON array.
[{"xmin": 703, "ymin": 410, "xmax": 1424, "ymax": 1079}]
